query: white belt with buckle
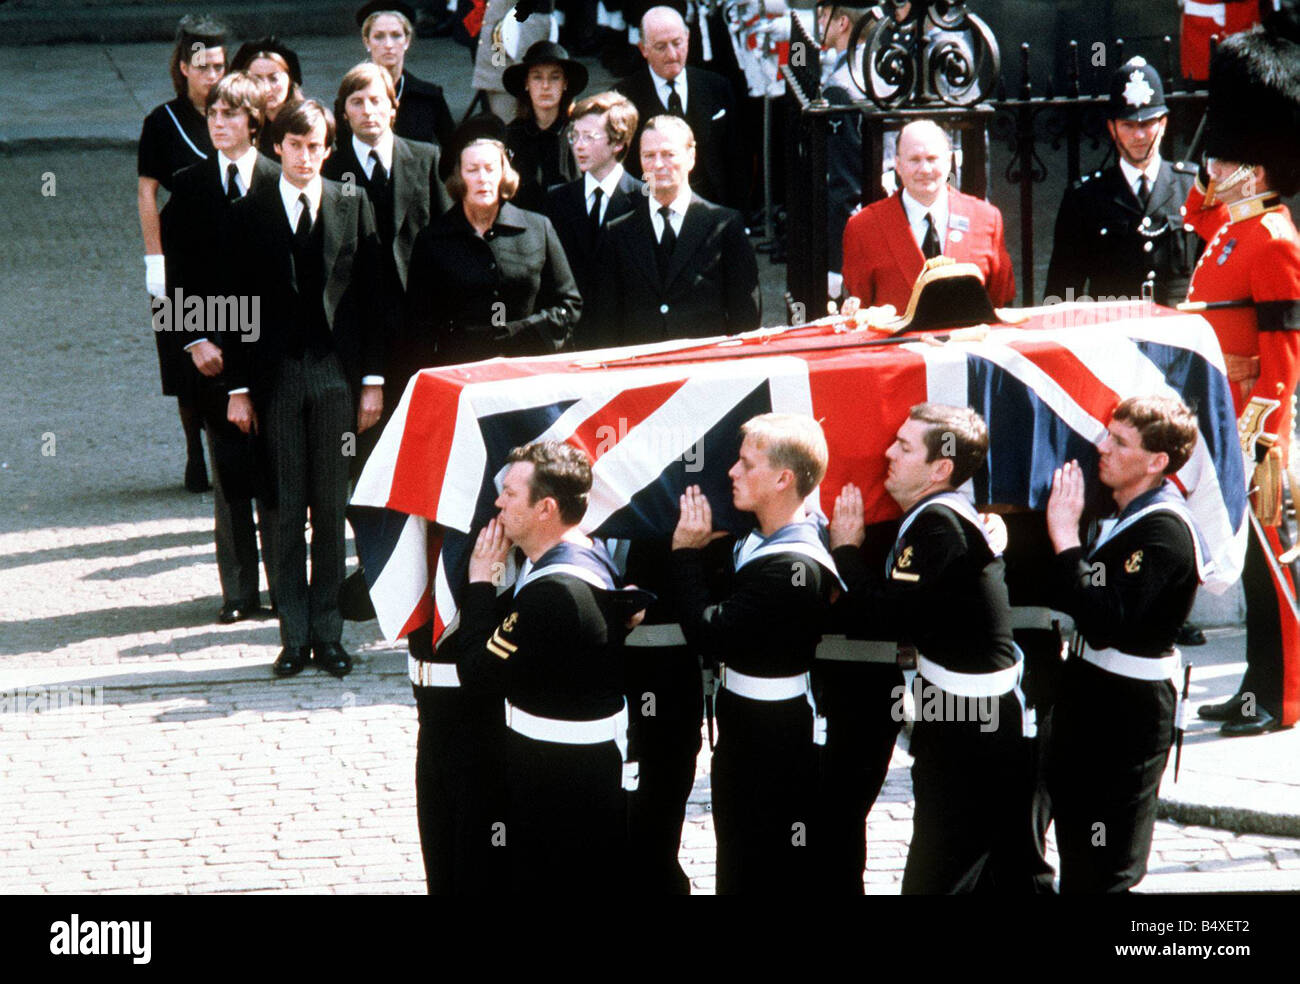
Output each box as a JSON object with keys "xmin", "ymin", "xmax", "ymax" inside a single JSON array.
[
  {"xmin": 1080, "ymin": 644, "xmax": 1181, "ymax": 683},
  {"xmin": 815, "ymin": 636, "xmax": 897, "ymax": 664},
  {"xmin": 625, "ymin": 623, "xmax": 688, "ymax": 647},
  {"xmin": 916, "ymin": 654, "xmax": 1020, "ymax": 698},
  {"xmin": 505, "ymin": 698, "xmax": 638, "ymax": 789},
  {"xmin": 720, "ymin": 666, "xmax": 811, "ymax": 701},
  {"xmin": 408, "ymin": 656, "xmax": 461, "ymax": 688}
]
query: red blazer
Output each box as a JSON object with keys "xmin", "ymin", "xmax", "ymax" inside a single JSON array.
[{"xmin": 842, "ymin": 188, "xmax": 1016, "ymax": 310}]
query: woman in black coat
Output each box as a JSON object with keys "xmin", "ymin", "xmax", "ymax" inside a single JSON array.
[
  {"xmin": 503, "ymin": 41, "xmax": 587, "ymax": 212},
  {"xmin": 402, "ymin": 116, "xmax": 582, "ymax": 381},
  {"xmin": 229, "ymin": 37, "xmax": 305, "ymax": 162},
  {"xmin": 137, "ymin": 14, "xmax": 228, "ymax": 492}
]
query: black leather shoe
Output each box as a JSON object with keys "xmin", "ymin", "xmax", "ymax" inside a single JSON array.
[
  {"xmin": 1220, "ymin": 708, "xmax": 1284, "ymax": 737},
  {"xmin": 273, "ymin": 646, "xmax": 311, "ymax": 677},
  {"xmin": 218, "ymin": 600, "xmax": 260, "ymax": 624},
  {"xmin": 313, "ymin": 641, "xmax": 353, "ymax": 678},
  {"xmin": 1198, "ymin": 693, "xmax": 1247, "ymax": 722},
  {"xmin": 1176, "ymin": 622, "xmax": 1207, "ymax": 646}
]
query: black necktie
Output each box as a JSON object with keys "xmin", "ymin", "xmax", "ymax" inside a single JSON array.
[
  {"xmin": 225, "ymin": 163, "xmax": 241, "ymax": 202},
  {"xmin": 294, "ymin": 192, "xmax": 312, "ymax": 246},
  {"xmin": 666, "ymin": 79, "xmax": 683, "ymax": 116},
  {"xmin": 588, "ymin": 185, "xmax": 604, "ymax": 240},
  {"xmin": 1137, "ymin": 173, "xmax": 1151, "ymax": 210},
  {"xmin": 921, "ymin": 212, "xmax": 941, "ymax": 259},
  {"xmin": 369, "ymin": 150, "xmax": 388, "ymax": 192},
  {"xmin": 657, "ymin": 205, "xmax": 677, "ymax": 272}
]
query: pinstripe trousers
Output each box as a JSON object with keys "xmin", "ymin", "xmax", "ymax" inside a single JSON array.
[{"xmin": 263, "ymin": 350, "xmax": 352, "ymax": 648}]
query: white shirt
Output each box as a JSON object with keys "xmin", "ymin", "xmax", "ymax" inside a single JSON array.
[
  {"xmin": 1119, "ymin": 155, "xmax": 1162, "ymax": 201},
  {"xmin": 353, "ymin": 131, "xmax": 394, "ymax": 179},
  {"xmin": 649, "ymin": 185, "xmax": 692, "ymax": 241},
  {"xmin": 650, "ymin": 66, "xmax": 688, "ymax": 114},
  {"xmin": 280, "ymin": 174, "xmax": 322, "ymax": 231},
  {"xmin": 218, "ymin": 145, "xmax": 258, "ymax": 198},
  {"xmin": 900, "ymin": 187, "xmax": 950, "ymax": 253},
  {"xmin": 583, "ymin": 164, "xmax": 625, "ymax": 224}
]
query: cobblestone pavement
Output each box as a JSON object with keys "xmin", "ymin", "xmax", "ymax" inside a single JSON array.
[{"xmin": 3, "ymin": 146, "xmax": 1300, "ymax": 894}]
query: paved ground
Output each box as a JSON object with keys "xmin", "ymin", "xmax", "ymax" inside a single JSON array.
[{"xmin": 1, "ymin": 40, "xmax": 1299, "ymax": 895}]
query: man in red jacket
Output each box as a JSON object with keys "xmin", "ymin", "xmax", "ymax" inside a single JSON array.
[{"xmin": 841, "ymin": 119, "xmax": 1015, "ymax": 312}]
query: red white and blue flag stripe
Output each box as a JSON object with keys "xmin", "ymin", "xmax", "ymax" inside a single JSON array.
[{"xmin": 351, "ymin": 301, "xmax": 1248, "ymax": 643}]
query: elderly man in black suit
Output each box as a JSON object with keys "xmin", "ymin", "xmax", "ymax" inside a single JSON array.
[
  {"xmin": 163, "ymin": 72, "xmax": 281, "ymax": 626},
  {"xmin": 544, "ymin": 91, "xmax": 642, "ymax": 350},
  {"xmin": 616, "ymin": 5, "xmax": 748, "ymax": 210},
  {"xmin": 597, "ymin": 114, "xmax": 759, "ymax": 348},
  {"xmin": 223, "ymin": 100, "xmax": 393, "ymax": 679}
]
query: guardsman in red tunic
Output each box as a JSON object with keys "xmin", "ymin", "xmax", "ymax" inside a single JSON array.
[{"xmin": 1183, "ymin": 12, "xmax": 1300, "ymax": 734}]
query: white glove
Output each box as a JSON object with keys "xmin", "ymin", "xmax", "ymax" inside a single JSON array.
[{"xmin": 145, "ymin": 254, "xmax": 166, "ymax": 299}]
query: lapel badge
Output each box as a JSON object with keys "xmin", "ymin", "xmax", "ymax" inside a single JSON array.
[
  {"xmin": 949, "ymin": 230, "xmax": 964, "ymax": 243},
  {"xmin": 502, "ymin": 611, "xmax": 519, "ymax": 633},
  {"xmin": 897, "ymin": 545, "xmax": 914, "ymax": 569},
  {"xmin": 950, "ymin": 214, "xmax": 970, "ymax": 232},
  {"xmin": 1124, "ymin": 550, "xmax": 1143, "ymax": 574}
]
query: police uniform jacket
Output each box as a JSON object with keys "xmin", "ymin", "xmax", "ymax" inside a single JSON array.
[
  {"xmin": 1045, "ymin": 160, "xmax": 1201, "ymax": 307},
  {"xmin": 832, "ymin": 492, "xmax": 1017, "ymax": 675}
]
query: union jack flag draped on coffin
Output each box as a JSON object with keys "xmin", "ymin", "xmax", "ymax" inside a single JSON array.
[{"xmin": 350, "ymin": 301, "xmax": 1249, "ymax": 643}]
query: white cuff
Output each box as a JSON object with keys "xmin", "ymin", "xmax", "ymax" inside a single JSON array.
[
  {"xmin": 183, "ymin": 340, "xmax": 204, "ymax": 351},
  {"xmin": 361, "ymin": 375, "xmax": 385, "ymax": 386},
  {"xmin": 228, "ymin": 387, "xmax": 250, "ymax": 396}
]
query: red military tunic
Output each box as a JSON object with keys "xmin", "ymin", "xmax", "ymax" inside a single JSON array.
[{"xmin": 1184, "ymin": 180, "xmax": 1300, "ymax": 726}]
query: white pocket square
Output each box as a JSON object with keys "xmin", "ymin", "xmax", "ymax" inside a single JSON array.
[{"xmin": 711, "ymin": 108, "xmax": 726, "ymax": 120}]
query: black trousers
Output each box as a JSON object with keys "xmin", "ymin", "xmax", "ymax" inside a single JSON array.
[
  {"xmin": 410, "ymin": 627, "xmax": 507, "ymax": 895},
  {"xmin": 1240, "ymin": 519, "xmax": 1292, "ymax": 718},
  {"xmin": 624, "ymin": 644, "xmax": 703, "ymax": 894},
  {"xmin": 262, "ymin": 351, "xmax": 352, "ymax": 648},
  {"xmin": 712, "ymin": 689, "xmax": 819, "ymax": 895},
  {"xmin": 1049, "ymin": 659, "xmax": 1175, "ymax": 894},
  {"xmin": 814, "ymin": 660, "xmax": 904, "ymax": 894},
  {"xmin": 901, "ymin": 684, "xmax": 1038, "ymax": 894},
  {"xmin": 505, "ymin": 731, "xmax": 627, "ymax": 894}
]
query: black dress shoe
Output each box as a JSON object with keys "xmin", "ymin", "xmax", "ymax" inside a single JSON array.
[
  {"xmin": 1176, "ymin": 622, "xmax": 1208, "ymax": 646},
  {"xmin": 313, "ymin": 641, "xmax": 353, "ymax": 678},
  {"xmin": 1220, "ymin": 708, "xmax": 1284, "ymax": 737},
  {"xmin": 273, "ymin": 646, "xmax": 312, "ymax": 677},
  {"xmin": 1198, "ymin": 693, "xmax": 1247, "ymax": 721},
  {"xmin": 218, "ymin": 600, "xmax": 260, "ymax": 624}
]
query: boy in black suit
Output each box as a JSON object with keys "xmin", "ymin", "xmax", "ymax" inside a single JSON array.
[
  {"xmin": 544, "ymin": 91, "xmax": 642, "ymax": 350},
  {"xmin": 597, "ymin": 114, "xmax": 759, "ymax": 347},
  {"xmin": 223, "ymin": 99, "xmax": 392, "ymax": 679},
  {"xmin": 162, "ymin": 72, "xmax": 281, "ymax": 626}
]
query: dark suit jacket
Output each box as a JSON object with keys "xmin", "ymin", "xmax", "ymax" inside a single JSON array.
[
  {"xmin": 616, "ymin": 66, "xmax": 748, "ymax": 211},
  {"xmin": 545, "ymin": 168, "xmax": 643, "ymax": 348},
  {"xmin": 1045, "ymin": 159, "xmax": 1201, "ymax": 307},
  {"xmin": 595, "ymin": 193, "xmax": 760, "ymax": 348},
  {"xmin": 842, "ymin": 188, "xmax": 1016, "ymax": 310},
  {"xmin": 395, "ymin": 70, "xmax": 455, "ymax": 150},
  {"xmin": 221, "ymin": 177, "xmax": 392, "ymax": 405},
  {"xmin": 322, "ymin": 135, "xmax": 450, "ymax": 290}
]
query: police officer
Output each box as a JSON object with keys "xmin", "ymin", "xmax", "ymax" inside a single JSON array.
[
  {"xmin": 1184, "ymin": 13, "xmax": 1300, "ymax": 737},
  {"xmin": 1045, "ymin": 57, "xmax": 1201, "ymax": 308},
  {"xmin": 671, "ymin": 413, "xmax": 840, "ymax": 895},
  {"xmin": 454, "ymin": 441, "xmax": 644, "ymax": 893},
  {"xmin": 830, "ymin": 404, "xmax": 1037, "ymax": 894},
  {"xmin": 1045, "ymin": 396, "xmax": 1208, "ymax": 892}
]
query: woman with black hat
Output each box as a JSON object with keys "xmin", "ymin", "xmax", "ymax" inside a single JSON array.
[
  {"xmin": 137, "ymin": 13, "xmax": 228, "ymax": 492},
  {"xmin": 229, "ymin": 37, "xmax": 304, "ymax": 161},
  {"xmin": 503, "ymin": 40, "xmax": 588, "ymax": 212},
  {"xmin": 358, "ymin": 2, "xmax": 456, "ymax": 149}
]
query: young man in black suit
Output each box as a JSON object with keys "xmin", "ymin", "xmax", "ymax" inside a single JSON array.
[
  {"xmin": 616, "ymin": 5, "xmax": 748, "ymax": 210},
  {"xmin": 163, "ymin": 72, "xmax": 281, "ymax": 626},
  {"xmin": 223, "ymin": 99, "xmax": 392, "ymax": 679},
  {"xmin": 597, "ymin": 114, "xmax": 759, "ymax": 348},
  {"xmin": 544, "ymin": 91, "xmax": 642, "ymax": 350}
]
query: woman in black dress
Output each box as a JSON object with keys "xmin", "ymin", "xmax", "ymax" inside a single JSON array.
[
  {"xmin": 229, "ymin": 37, "xmax": 304, "ymax": 161},
  {"xmin": 402, "ymin": 115, "xmax": 582, "ymax": 378},
  {"xmin": 358, "ymin": 2, "xmax": 456, "ymax": 149},
  {"xmin": 137, "ymin": 14, "xmax": 228, "ymax": 492},
  {"xmin": 503, "ymin": 41, "xmax": 587, "ymax": 212}
]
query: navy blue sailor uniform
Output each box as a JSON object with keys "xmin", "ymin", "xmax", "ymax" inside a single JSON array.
[
  {"xmin": 836, "ymin": 491, "xmax": 1039, "ymax": 895},
  {"xmin": 1047, "ymin": 482, "xmax": 1207, "ymax": 894},
  {"xmin": 672, "ymin": 519, "xmax": 839, "ymax": 895},
  {"xmin": 454, "ymin": 539, "xmax": 647, "ymax": 894}
]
